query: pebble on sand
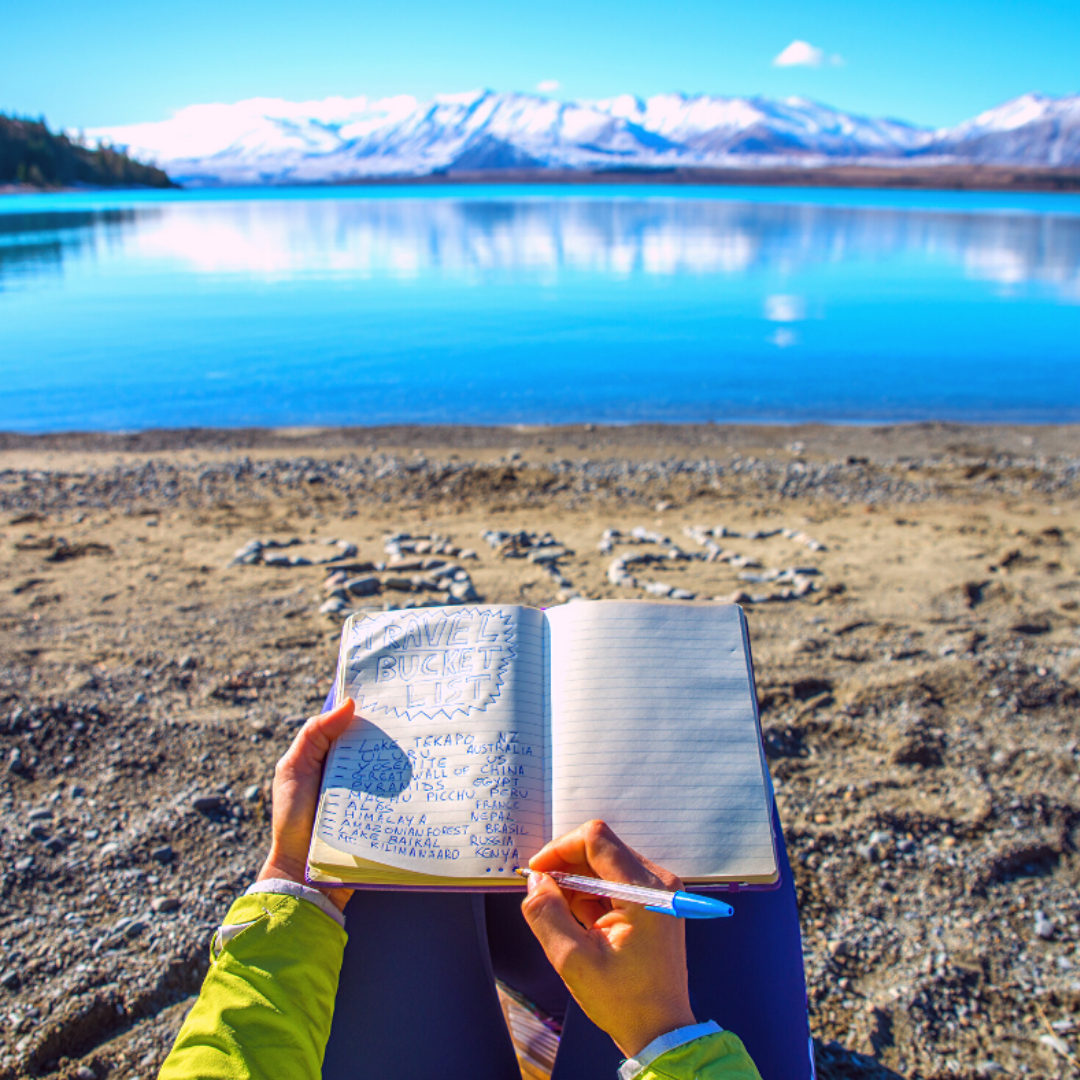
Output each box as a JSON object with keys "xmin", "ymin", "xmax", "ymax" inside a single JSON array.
[
  {"xmin": 345, "ymin": 575, "xmax": 380, "ymax": 597},
  {"xmin": 1035, "ymin": 913, "xmax": 1057, "ymax": 940}
]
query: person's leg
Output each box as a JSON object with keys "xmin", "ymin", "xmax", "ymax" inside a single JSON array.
[
  {"xmin": 550, "ymin": 998, "xmax": 625, "ymax": 1080},
  {"xmin": 486, "ymin": 893, "xmax": 624, "ymax": 1080},
  {"xmin": 682, "ymin": 802, "xmax": 813, "ymax": 1079},
  {"xmin": 485, "ymin": 891, "xmax": 571, "ymax": 1022},
  {"xmin": 549, "ymin": 803, "xmax": 813, "ymax": 1080},
  {"xmin": 323, "ymin": 890, "xmax": 522, "ymax": 1080}
]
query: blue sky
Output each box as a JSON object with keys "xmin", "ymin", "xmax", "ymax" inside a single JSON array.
[{"xmin": 3, "ymin": 0, "xmax": 1078, "ymax": 131}]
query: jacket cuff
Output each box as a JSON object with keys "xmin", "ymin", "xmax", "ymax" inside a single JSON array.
[
  {"xmin": 244, "ymin": 877, "xmax": 347, "ymax": 928},
  {"xmin": 618, "ymin": 1022, "xmax": 723, "ymax": 1080},
  {"xmin": 162, "ymin": 891, "xmax": 346, "ymax": 1080}
]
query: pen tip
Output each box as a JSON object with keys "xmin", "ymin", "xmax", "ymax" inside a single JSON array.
[{"xmin": 512, "ymin": 867, "xmax": 529, "ymax": 877}]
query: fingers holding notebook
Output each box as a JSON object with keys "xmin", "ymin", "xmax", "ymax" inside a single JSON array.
[{"xmin": 257, "ymin": 698, "xmax": 356, "ymax": 910}]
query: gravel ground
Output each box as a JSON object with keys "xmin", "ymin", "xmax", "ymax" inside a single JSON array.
[{"xmin": 0, "ymin": 422, "xmax": 1077, "ymax": 1080}]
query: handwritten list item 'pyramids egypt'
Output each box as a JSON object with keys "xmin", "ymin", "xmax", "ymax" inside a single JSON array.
[{"xmin": 307, "ymin": 601, "xmax": 777, "ymax": 889}]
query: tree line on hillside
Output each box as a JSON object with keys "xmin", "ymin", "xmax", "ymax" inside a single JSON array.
[{"xmin": 0, "ymin": 114, "xmax": 175, "ymax": 189}]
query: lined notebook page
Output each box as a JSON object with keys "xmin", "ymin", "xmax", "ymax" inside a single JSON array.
[
  {"xmin": 546, "ymin": 602, "xmax": 776, "ymax": 882},
  {"xmin": 314, "ymin": 606, "xmax": 548, "ymax": 879}
]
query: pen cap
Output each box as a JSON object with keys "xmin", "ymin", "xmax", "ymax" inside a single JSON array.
[{"xmin": 669, "ymin": 891, "xmax": 734, "ymax": 919}]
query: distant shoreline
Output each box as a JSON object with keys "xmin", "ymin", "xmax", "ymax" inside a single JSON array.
[
  {"xmin": 4, "ymin": 164, "xmax": 1080, "ymax": 196},
  {"xmin": 1, "ymin": 421, "xmax": 1078, "ymax": 460},
  {"xmin": 331, "ymin": 165, "xmax": 1080, "ymax": 194}
]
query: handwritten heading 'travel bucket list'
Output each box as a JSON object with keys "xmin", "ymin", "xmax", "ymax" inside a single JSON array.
[{"xmin": 343, "ymin": 608, "xmax": 516, "ymax": 721}]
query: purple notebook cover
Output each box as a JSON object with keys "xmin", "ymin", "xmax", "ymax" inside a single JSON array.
[{"xmin": 304, "ymin": 870, "xmax": 783, "ymax": 893}]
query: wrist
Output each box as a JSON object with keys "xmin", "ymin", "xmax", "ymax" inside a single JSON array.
[
  {"xmin": 258, "ymin": 848, "xmax": 307, "ymax": 887},
  {"xmin": 258, "ymin": 850, "xmax": 351, "ymax": 913},
  {"xmin": 616, "ymin": 1002, "xmax": 698, "ymax": 1059}
]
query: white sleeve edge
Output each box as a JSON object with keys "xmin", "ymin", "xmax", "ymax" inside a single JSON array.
[
  {"xmin": 244, "ymin": 878, "xmax": 347, "ymax": 929},
  {"xmin": 617, "ymin": 1021, "xmax": 724, "ymax": 1080}
]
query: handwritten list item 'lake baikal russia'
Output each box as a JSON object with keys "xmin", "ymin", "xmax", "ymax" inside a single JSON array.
[{"xmin": 1, "ymin": 186, "xmax": 1079, "ymax": 432}]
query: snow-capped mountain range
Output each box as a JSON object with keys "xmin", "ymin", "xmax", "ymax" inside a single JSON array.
[{"xmin": 87, "ymin": 90, "xmax": 1080, "ymax": 186}]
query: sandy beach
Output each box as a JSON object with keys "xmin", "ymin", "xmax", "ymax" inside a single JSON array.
[{"xmin": 1, "ymin": 421, "xmax": 1078, "ymax": 1079}]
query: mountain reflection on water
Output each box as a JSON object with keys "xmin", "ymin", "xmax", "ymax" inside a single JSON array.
[
  {"xmin": 4, "ymin": 198, "xmax": 1078, "ymax": 293},
  {"xmin": 0, "ymin": 208, "xmax": 146, "ymax": 284},
  {"xmin": 0, "ymin": 190, "xmax": 1078, "ymax": 430}
]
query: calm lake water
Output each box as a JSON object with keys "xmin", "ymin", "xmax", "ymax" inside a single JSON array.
[{"xmin": 2, "ymin": 185, "xmax": 1079, "ymax": 431}]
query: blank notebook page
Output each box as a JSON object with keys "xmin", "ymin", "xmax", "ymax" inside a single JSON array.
[{"xmin": 546, "ymin": 602, "xmax": 776, "ymax": 882}]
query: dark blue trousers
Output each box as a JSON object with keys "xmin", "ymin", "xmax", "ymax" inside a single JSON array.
[{"xmin": 322, "ymin": 801, "xmax": 811, "ymax": 1080}]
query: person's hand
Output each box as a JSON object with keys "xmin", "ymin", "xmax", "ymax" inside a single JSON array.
[
  {"xmin": 257, "ymin": 697, "xmax": 355, "ymax": 912},
  {"xmin": 521, "ymin": 820, "xmax": 697, "ymax": 1058}
]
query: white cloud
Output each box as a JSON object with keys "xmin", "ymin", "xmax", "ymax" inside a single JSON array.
[
  {"xmin": 536, "ymin": 79, "xmax": 560, "ymax": 93},
  {"xmin": 773, "ymin": 40, "xmax": 833, "ymax": 68}
]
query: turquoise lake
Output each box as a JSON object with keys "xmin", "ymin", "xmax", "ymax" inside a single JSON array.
[{"xmin": 1, "ymin": 185, "xmax": 1079, "ymax": 431}]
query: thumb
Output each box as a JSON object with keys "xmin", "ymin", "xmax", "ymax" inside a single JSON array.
[
  {"xmin": 307, "ymin": 697, "xmax": 356, "ymax": 748},
  {"xmin": 521, "ymin": 871, "xmax": 588, "ymax": 971},
  {"xmin": 295, "ymin": 697, "xmax": 355, "ymax": 761}
]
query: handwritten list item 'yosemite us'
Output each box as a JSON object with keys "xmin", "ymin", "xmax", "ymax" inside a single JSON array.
[{"xmin": 306, "ymin": 601, "xmax": 777, "ymax": 889}]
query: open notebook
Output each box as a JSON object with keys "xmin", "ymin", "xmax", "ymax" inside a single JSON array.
[{"xmin": 307, "ymin": 601, "xmax": 777, "ymax": 890}]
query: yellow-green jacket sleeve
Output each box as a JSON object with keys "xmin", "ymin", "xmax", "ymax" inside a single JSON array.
[
  {"xmin": 638, "ymin": 1030, "xmax": 763, "ymax": 1080},
  {"xmin": 159, "ymin": 893, "xmax": 347, "ymax": 1080}
]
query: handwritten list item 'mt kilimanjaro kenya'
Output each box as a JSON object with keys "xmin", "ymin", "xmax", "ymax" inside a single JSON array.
[{"xmin": 306, "ymin": 601, "xmax": 778, "ymax": 890}]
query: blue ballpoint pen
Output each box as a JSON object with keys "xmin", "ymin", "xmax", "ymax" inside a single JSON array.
[{"xmin": 514, "ymin": 868, "xmax": 733, "ymax": 919}]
